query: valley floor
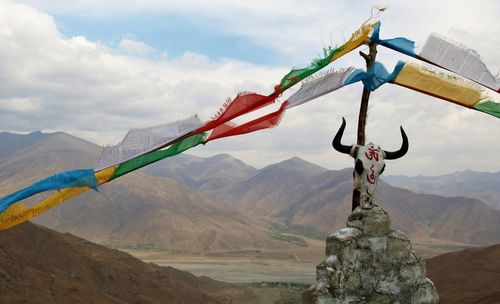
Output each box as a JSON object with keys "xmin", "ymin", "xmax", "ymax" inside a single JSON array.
[
  {"xmin": 127, "ymin": 242, "xmax": 324, "ymax": 284},
  {"xmin": 124, "ymin": 236, "xmax": 475, "ymax": 285}
]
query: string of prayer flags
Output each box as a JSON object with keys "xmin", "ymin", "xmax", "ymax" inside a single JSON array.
[
  {"xmin": 95, "ymin": 115, "xmax": 202, "ymax": 171},
  {"xmin": 0, "ymin": 134, "xmax": 207, "ymax": 230},
  {"xmin": 392, "ymin": 62, "xmax": 500, "ymax": 118},
  {"xmin": 286, "ymin": 68, "xmax": 356, "ymax": 109},
  {"xmin": 344, "ymin": 61, "xmax": 405, "ymax": 91},
  {"xmin": 206, "ymin": 102, "xmax": 288, "ymax": 142},
  {"xmin": 0, "ymin": 169, "xmax": 98, "ymax": 213},
  {"xmin": 371, "ymin": 23, "xmax": 500, "ymax": 92},
  {"xmin": 111, "ymin": 133, "xmax": 207, "ymax": 179},
  {"xmin": 419, "ymin": 34, "xmax": 500, "ymax": 92},
  {"xmin": 278, "ymin": 22, "xmax": 378, "ymax": 92},
  {"xmin": 194, "ymin": 93, "xmax": 278, "ymax": 134},
  {"xmin": 0, "ymin": 167, "xmax": 115, "ymax": 231},
  {"xmin": 2, "ymin": 19, "xmax": 498, "ymax": 232},
  {"xmin": 369, "ymin": 22, "xmax": 416, "ymax": 57}
]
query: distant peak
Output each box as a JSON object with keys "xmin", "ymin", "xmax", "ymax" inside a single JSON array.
[
  {"xmin": 206, "ymin": 153, "xmax": 251, "ymax": 166},
  {"xmin": 210, "ymin": 153, "xmax": 232, "ymax": 160},
  {"xmin": 265, "ymin": 156, "xmax": 327, "ymax": 176},
  {"xmin": 279, "ymin": 156, "xmax": 314, "ymax": 165},
  {"xmin": 289, "ymin": 156, "xmax": 306, "ymax": 162}
]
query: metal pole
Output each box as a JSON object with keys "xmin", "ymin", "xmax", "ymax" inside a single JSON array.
[{"xmin": 352, "ymin": 42, "xmax": 378, "ymax": 211}]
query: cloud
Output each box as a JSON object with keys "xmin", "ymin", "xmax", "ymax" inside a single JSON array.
[
  {"xmin": 0, "ymin": 97, "xmax": 39, "ymax": 112},
  {"xmin": 118, "ymin": 38, "xmax": 156, "ymax": 55},
  {"xmin": 0, "ymin": 1, "xmax": 284, "ymax": 138},
  {"xmin": 13, "ymin": 1, "xmax": 500, "ymax": 69},
  {"xmin": 1, "ymin": 0, "xmax": 500, "ymax": 176}
]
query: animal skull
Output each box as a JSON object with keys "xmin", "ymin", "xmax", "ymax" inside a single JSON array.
[
  {"xmin": 332, "ymin": 118, "xmax": 408, "ymax": 209},
  {"xmin": 351, "ymin": 143, "xmax": 386, "ymax": 207}
]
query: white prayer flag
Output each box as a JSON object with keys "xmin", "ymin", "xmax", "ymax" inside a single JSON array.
[
  {"xmin": 420, "ymin": 34, "xmax": 499, "ymax": 91},
  {"xmin": 95, "ymin": 115, "xmax": 202, "ymax": 170},
  {"xmin": 286, "ymin": 68, "xmax": 355, "ymax": 109}
]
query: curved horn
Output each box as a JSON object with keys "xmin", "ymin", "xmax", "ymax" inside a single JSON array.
[
  {"xmin": 383, "ymin": 126, "xmax": 409, "ymax": 160},
  {"xmin": 332, "ymin": 117, "xmax": 352, "ymax": 155}
]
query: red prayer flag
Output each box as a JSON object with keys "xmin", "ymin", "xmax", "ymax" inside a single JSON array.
[
  {"xmin": 206, "ymin": 101, "xmax": 288, "ymax": 142},
  {"xmin": 194, "ymin": 92, "xmax": 278, "ymax": 133}
]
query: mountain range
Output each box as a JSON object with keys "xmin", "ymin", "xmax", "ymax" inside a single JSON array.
[
  {"xmin": 146, "ymin": 150, "xmax": 500, "ymax": 246},
  {"xmin": 0, "ymin": 131, "xmax": 296, "ymax": 252},
  {"xmin": 1, "ymin": 131, "xmax": 500, "ymax": 251},
  {"xmin": 383, "ymin": 171, "xmax": 500, "ymax": 210}
]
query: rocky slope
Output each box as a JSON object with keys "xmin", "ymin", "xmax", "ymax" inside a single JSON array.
[
  {"xmin": 427, "ymin": 243, "xmax": 500, "ymax": 303},
  {"xmin": 0, "ymin": 222, "xmax": 261, "ymax": 304}
]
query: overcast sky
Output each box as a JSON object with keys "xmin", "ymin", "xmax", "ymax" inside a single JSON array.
[{"xmin": 0, "ymin": 0, "xmax": 499, "ymax": 176}]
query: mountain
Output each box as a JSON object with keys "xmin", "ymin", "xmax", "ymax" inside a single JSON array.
[
  {"xmin": 0, "ymin": 131, "xmax": 100, "ymax": 194},
  {"xmin": 2, "ymin": 131, "xmax": 500, "ymax": 250},
  {"xmin": 279, "ymin": 170, "xmax": 500, "ymax": 245},
  {"xmin": 0, "ymin": 131, "xmax": 50, "ymax": 160},
  {"xmin": 206, "ymin": 157, "xmax": 328, "ymax": 215},
  {"xmin": 35, "ymin": 172, "xmax": 293, "ymax": 252},
  {"xmin": 383, "ymin": 170, "xmax": 500, "ymax": 210},
  {"xmin": 0, "ymin": 132, "xmax": 297, "ymax": 252},
  {"xmin": 427, "ymin": 243, "xmax": 500, "ymax": 303},
  {"xmin": 204, "ymin": 163, "xmax": 500, "ymax": 246},
  {"xmin": 144, "ymin": 153, "xmax": 258, "ymax": 194},
  {"xmin": 0, "ymin": 222, "xmax": 266, "ymax": 304},
  {"xmin": 102, "ymin": 133, "xmax": 500, "ymax": 247}
]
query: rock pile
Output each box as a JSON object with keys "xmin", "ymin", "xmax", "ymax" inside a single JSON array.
[{"xmin": 303, "ymin": 204, "xmax": 439, "ymax": 304}]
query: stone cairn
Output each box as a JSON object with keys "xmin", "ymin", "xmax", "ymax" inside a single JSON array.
[{"xmin": 302, "ymin": 204, "xmax": 439, "ymax": 304}]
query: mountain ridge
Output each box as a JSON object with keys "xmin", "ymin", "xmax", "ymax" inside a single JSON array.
[
  {"xmin": 0, "ymin": 131, "xmax": 298, "ymax": 252},
  {"xmin": 1, "ymin": 131, "xmax": 500, "ymax": 250},
  {"xmin": 383, "ymin": 170, "xmax": 500, "ymax": 210}
]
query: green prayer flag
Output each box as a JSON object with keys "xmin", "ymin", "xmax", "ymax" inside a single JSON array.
[
  {"xmin": 279, "ymin": 46, "xmax": 345, "ymax": 92},
  {"xmin": 474, "ymin": 99, "xmax": 500, "ymax": 119},
  {"xmin": 111, "ymin": 133, "xmax": 207, "ymax": 179}
]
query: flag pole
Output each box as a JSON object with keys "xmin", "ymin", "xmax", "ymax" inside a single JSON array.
[{"xmin": 352, "ymin": 41, "xmax": 378, "ymax": 211}]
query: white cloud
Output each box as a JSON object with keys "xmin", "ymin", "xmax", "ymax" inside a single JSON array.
[
  {"xmin": 12, "ymin": 1, "xmax": 500, "ymax": 68},
  {"xmin": 0, "ymin": 97, "xmax": 39, "ymax": 112},
  {"xmin": 0, "ymin": 0, "xmax": 283, "ymax": 139},
  {"xmin": 118, "ymin": 38, "xmax": 156, "ymax": 55},
  {"xmin": 1, "ymin": 0, "xmax": 499, "ymax": 176}
]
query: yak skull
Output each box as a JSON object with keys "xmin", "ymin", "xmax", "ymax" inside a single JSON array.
[{"xmin": 332, "ymin": 118, "xmax": 408, "ymax": 209}]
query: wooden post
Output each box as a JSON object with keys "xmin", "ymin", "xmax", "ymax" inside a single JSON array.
[{"xmin": 352, "ymin": 42, "xmax": 378, "ymax": 211}]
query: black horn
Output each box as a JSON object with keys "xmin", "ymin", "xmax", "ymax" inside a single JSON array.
[
  {"xmin": 332, "ymin": 117, "xmax": 352, "ymax": 155},
  {"xmin": 383, "ymin": 126, "xmax": 409, "ymax": 160}
]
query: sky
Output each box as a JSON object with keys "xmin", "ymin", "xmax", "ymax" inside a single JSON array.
[{"xmin": 0, "ymin": 0, "xmax": 499, "ymax": 176}]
